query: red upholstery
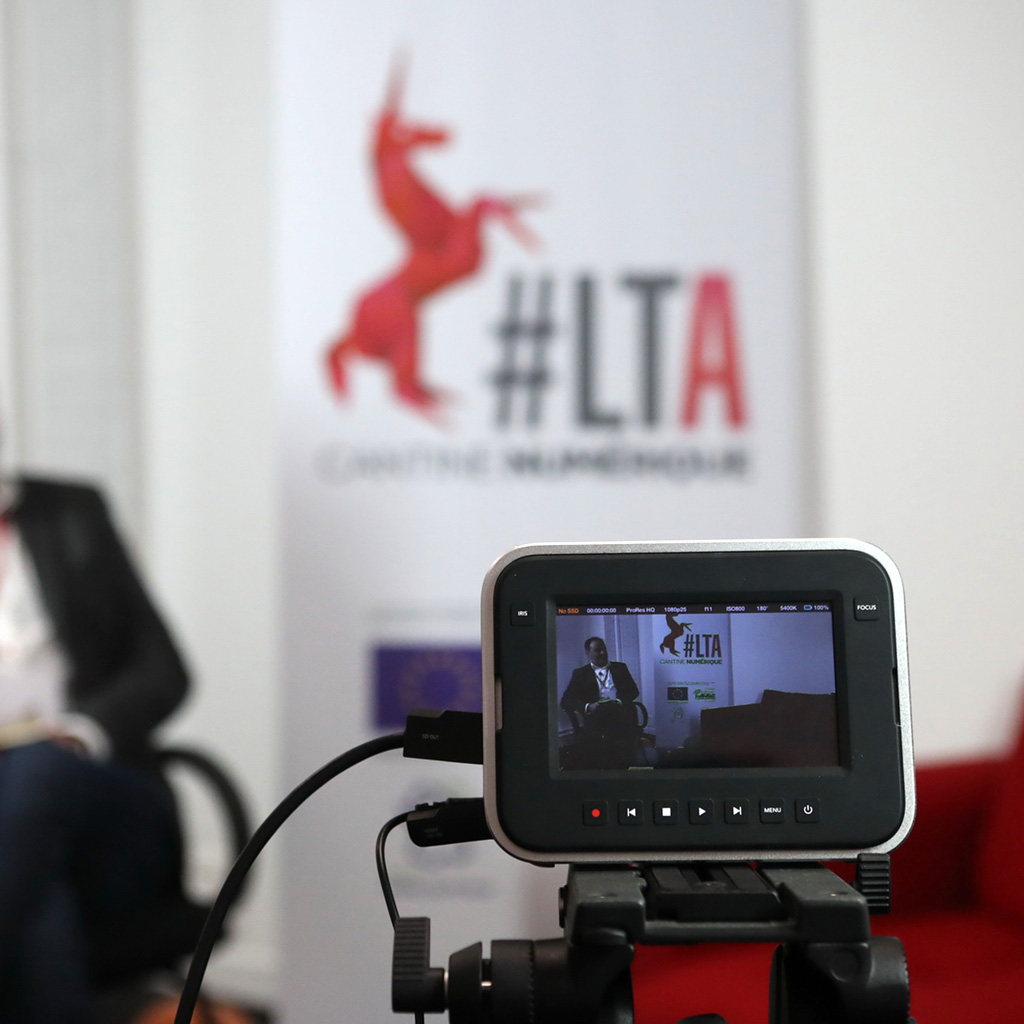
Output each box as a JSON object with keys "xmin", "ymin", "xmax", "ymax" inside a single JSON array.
[
  {"xmin": 632, "ymin": 751, "xmax": 1024, "ymax": 1023},
  {"xmin": 977, "ymin": 715, "xmax": 1024, "ymax": 923}
]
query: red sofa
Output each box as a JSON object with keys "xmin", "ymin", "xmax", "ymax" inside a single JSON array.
[{"xmin": 632, "ymin": 733, "xmax": 1024, "ymax": 1023}]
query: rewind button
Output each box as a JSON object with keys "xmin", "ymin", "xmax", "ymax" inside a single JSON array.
[{"xmin": 618, "ymin": 800, "xmax": 644, "ymax": 826}]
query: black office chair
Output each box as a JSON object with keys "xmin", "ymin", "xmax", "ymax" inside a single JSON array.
[
  {"xmin": 88, "ymin": 746, "xmax": 252, "ymax": 1008},
  {"xmin": 561, "ymin": 699, "xmax": 653, "ymax": 769}
]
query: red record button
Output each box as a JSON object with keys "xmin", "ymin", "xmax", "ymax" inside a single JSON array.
[{"xmin": 583, "ymin": 801, "xmax": 607, "ymax": 826}]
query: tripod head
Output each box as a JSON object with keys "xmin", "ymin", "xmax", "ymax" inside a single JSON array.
[
  {"xmin": 394, "ymin": 914, "xmax": 634, "ymax": 1024},
  {"xmin": 390, "ymin": 856, "xmax": 913, "ymax": 1024}
]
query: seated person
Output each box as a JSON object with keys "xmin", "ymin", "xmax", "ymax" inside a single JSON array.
[
  {"xmin": 0, "ymin": 474, "xmax": 189, "ymax": 1024},
  {"xmin": 559, "ymin": 637, "xmax": 639, "ymax": 719},
  {"xmin": 559, "ymin": 638, "xmax": 647, "ymax": 769}
]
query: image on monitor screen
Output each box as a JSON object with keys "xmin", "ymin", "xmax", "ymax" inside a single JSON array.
[{"xmin": 554, "ymin": 601, "xmax": 839, "ymax": 772}]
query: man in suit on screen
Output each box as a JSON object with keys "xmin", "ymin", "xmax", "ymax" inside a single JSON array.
[{"xmin": 560, "ymin": 636, "xmax": 639, "ymax": 718}]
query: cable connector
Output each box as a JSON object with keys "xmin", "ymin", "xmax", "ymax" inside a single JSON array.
[
  {"xmin": 403, "ymin": 709, "xmax": 483, "ymax": 765},
  {"xmin": 406, "ymin": 799, "xmax": 491, "ymax": 847}
]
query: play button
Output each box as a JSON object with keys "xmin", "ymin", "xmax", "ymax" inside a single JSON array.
[{"xmin": 688, "ymin": 799, "xmax": 714, "ymax": 824}]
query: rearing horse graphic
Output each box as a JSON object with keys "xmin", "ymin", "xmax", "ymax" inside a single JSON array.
[{"xmin": 324, "ymin": 59, "xmax": 541, "ymax": 424}]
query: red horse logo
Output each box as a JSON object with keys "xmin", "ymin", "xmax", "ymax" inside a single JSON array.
[{"xmin": 324, "ymin": 59, "xmax": 541, "ymax": 425}]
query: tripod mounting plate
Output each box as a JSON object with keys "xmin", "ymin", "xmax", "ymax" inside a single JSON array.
[{"xmin": 562, "ymin": 863, "xmax": 871, "ymax": 947}]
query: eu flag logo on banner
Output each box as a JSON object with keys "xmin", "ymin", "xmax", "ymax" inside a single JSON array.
[{"xmin": 374, "ymin": 645, "xmax": 482, "ymax": 729}]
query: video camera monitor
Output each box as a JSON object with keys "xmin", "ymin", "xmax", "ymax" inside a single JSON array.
[{"xmin": 482, "ymin": 540, "xmax": 913, "ymax": 864}]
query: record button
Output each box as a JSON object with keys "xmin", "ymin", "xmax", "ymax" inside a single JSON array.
[{"xmin": 583, "ymin": 801, "xmax": 607, "ymax": 826}]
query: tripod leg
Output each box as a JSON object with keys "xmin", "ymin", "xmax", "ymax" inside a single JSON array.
[
  {"xmin": 769, "ymin": 938, "xmax": 910, "ymax": 1024},
  {"xmin": 770, "ymin": 942, "xmax": 839, "ymax": 1024}
]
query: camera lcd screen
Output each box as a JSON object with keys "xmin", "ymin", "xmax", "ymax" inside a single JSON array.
[
  {"xmin": 554, "ymin": 600, "xmax": 839, "ymax": 772},
  {"xmin": 483, "ymin": 540, "xmax": 913, "ymax": 863}
]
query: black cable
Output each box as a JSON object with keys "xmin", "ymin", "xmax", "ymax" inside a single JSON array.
[
  {"xmin": 173, "ymin": 732, "xmax": 405, "ymax": 1024},
  {"xmin": 376, "ymin": 810, "xmax": 412, "ymax": 927},
  {"xmin": 375, "ymin": 813, "xmax": 430, "ymax": 1024}
]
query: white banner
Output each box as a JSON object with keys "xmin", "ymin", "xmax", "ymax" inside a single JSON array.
[{"xmin": 276, "ymin": 2, "xmax": 805, "ymax": 1020}]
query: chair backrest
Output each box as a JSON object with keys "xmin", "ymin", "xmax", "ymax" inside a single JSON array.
[
  {"xmin": 582, "ymin": 699, "xmax": 648, "ymax": 742},
  {"xmin": 89, "ymin": 745, "xmax": 252, "ymax": 986},
  {"xmin": 699, "ymin": 690, "xmax": 838, "ymax": 768}
]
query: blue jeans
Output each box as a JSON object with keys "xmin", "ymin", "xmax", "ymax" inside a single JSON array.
[{"xmin": 0, "ymin": 741, "xmax": 176, "ymax": 1023}]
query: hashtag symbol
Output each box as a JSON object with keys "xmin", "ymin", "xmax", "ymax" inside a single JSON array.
[
  {"xmin": 682, "ymin": 634, "xmax": 696, "ymax": 658},
  {"xmin": 492, "ymin": 275, "xmax": 555, "ymax": 426}
]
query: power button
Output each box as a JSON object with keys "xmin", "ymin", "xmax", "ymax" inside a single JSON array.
[{"xmin": 795, "ymin": 799, "xmax": 820, "ymax": 823}]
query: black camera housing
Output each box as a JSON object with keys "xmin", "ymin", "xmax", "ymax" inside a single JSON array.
[{"xmin": 482, "ymin": 540, "xmax": 913, "ymax": 864}]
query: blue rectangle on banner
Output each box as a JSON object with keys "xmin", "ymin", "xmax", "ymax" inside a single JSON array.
[{"xmin": 374, "ymin": 645, "xmax": 483, "ymax": 728}]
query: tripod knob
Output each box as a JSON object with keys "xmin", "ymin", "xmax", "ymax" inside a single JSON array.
[
  {"xmin": 855, "ymin": 854, "xmax": 892, "ymax": 915},
  {"xmin": 392, "ymin": 917, "xmax": 446, "ymax": 1014}
]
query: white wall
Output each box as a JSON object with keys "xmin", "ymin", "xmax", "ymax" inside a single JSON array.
[
  {"xmin": 806, "ymin": 1, "xmax": 1024, "ymax": 762},
  {"xmin": 0, "ymin": 0, "xmax": 142, "ymax": 524},
  {"xmin": 4, "ymin": 0, "xmax": 1023, "ymax": 1013},
  {"xmin": 132, "ymin": 0, "xmax": 279, "ymax": 1003}
]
